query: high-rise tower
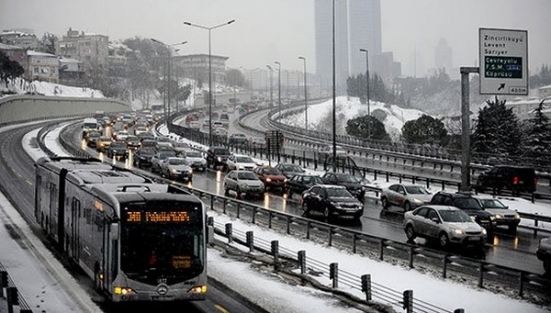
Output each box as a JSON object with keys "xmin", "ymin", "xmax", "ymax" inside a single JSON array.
[{"xmin": 315, "ymin": 0, "xmax": 382, "ymax": 93}]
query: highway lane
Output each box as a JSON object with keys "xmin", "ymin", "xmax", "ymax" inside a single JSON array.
[
  {"xmin": 0, "ymin": 121, "xmax": 265, "ymax": 313},
  {"xmin": 64, "ymin": 115, "xmax": 550, "ymax": 276}
]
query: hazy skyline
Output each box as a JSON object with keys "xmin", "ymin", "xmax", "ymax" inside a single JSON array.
[{"xmin": 1, "ymin": 0, "xmax": 549, "ymax": 77}]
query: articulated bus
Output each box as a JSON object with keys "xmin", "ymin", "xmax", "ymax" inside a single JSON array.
[{"xmin": 34, "ymin": 156, "xmax": 210, "ymax": 302}]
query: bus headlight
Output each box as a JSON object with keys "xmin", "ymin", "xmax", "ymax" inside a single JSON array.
[
  {"xmin": 189, "ymin": 285, "xmax": 207, "ymax": 294},
  {"xmin": 114, "ymin": 286, "xmax": 136, "ymax": 295}
]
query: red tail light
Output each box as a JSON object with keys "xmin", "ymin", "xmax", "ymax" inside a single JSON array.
[{"xmin": 513, "ymin": 176, "xmax": 519, "ymax": 185}]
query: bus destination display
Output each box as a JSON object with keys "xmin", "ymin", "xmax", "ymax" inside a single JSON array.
[{"xmin": 125, "ymin": 211, "xmax": 191, "ymax": 223}]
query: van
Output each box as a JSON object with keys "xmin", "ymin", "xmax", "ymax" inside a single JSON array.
[{"xmin": 475, "ymin": 165, "xmax": 537, "ymax": 194}]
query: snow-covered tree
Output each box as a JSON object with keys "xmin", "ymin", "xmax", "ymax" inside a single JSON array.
[
  {"xmin": 346, "ymin": 114, "xmax": 391, "ymax": 142},
  {"xmin": 471, "ymin": 96, "xmax": 522, "ymax": 161},
  {"xmin": 522, "ymin": 100, "xmax": 551, "ymax": 168},
  {"xmin": 401, "ymin": 114, "xmax": 448, "ymax": 145}
]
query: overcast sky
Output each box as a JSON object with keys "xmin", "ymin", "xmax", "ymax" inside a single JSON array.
[{"xmin": 1, "ymin": 0, "xmax": 549, "ymax": 76}]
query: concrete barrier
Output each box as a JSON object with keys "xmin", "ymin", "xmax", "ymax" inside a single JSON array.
[{"xmin": 0, "ymin": 95, "xmax": 132, "ymax": 124}]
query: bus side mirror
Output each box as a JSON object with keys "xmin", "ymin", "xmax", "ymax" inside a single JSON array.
[{"xmin": 110, "ymin": 224, "xmax": 119, "ymax": 241}]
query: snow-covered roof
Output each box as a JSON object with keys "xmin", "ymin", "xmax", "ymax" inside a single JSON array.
[
  {"xmin": 539, "ymin": 84, "xmax": 551, "ymax": 90},
  {"xmin": 59, "ymin": 57, "xmax": 82, "ymax": 64},
  {"xmin": 0, "ymin": 42, "xmax": 24, "ymax": 50},
  {"xmin": 27, "ymin": 50, "xmax": 57, "ymax": 57}
]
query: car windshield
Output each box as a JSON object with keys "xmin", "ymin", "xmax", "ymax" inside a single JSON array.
[
  {"xmin": 479, "ymin": 199, "xmax": 507, "ymax": 209},
  {"xmin": 336, "ymin": 174, "xmax": 360, "ymax": 183},
  {"xmin": 283, "ymin": 165, "xmax": 302, "ymax": 172},
  {"xmin": 264, "ymin": 168, "xmax": 281, "ymax": 175},
  {"xmin": 186, "ymin": 151, "xmax": 202, "ymax": 158},
  {"xmin": 168, "ymin": 158, "xmax": 187, "ymax": 165},
  {"xmin": 237, "ymin": 172, "xmax": 257, "ymax": 180},
  {"xmin": 453, "ymin": 197, "xmax": 483, "ymax": 210},
  {"xmin": 327, "ymin": 188, "xmax": 352, "ymax": 197},
  {"xmin": 236, "ymin": 156, "xmax": 254, "ymax": 163},
  {"xmin": 439, "ymin": 210, "xmax": 472, "ymax": 223},
  {"xmin": 405, "ymin": 186, "xmax": 431, "ymax": 194}
]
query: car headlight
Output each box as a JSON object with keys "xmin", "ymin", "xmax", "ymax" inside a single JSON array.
[
  {"xmin": 514, "ymin": 213, "xmax": 520, "ymax": 219},
  {"xmin": 188, "ymin": 168, "xmax": 193, "ymax": 174},
  {"xmin": 266, "ymin": 178, "xmax": 272, "ymax": 182},
  {"xmin": 495, "ymin": 214, "xmax": 503, "ymax": 219},
  {"xmin": 481, "ymin": 228, "xmax": 487, "ymax": 235},
  {"xmin": 217, "ymin": 157, "xmax": 221, "ymax": 162},
  {"xmin": 451, "ymin": 228, "xmax": 465, "ymax": 235},
  {"xmin": 470, "ymin": 216, "xmax": 476, "ymax": 222},
  {"xmin": 411, "ymin": 198, "xmax": 423, "ymax": 204}
]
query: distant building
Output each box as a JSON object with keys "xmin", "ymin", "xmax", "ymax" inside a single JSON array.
[
  {"xmin": 0, "ymin": 42, "xmax": 27, "ymax": 64},
  {"xmin": 315, "ymin": 0, "xmax": 385, "ymax": 94},
  {"xmin": 26, "ymin": 50, "xmax": 59, "ymax": 83},
  {"xmin": 372, "ymin": 52, "xmax": 401, "ymax": 86},
  {"xmin": 59, "ymin": 57, "xmax": 85, "ymax": 86},
  {"xmin": 55, "ymin": 28, "xmax": 109, "ymax": 66},
  {"xmin": 0, "ymin": 30, "xmax": 39, "ymax": 50},
  {"xmin": 108, "ymin": 41, "xmax": 134, "ymax": 77},
  {"xmin": 172, "ymin": 54, "xmax": 229, "ymax": 87},
  {"xmin": 434, "ymin": 38, "xmax": 453, "ymax": 73}
]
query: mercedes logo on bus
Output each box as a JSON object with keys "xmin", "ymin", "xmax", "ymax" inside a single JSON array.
[{"xmin": 156, "ymin": 284, "xmax": 169, "ymax": 295}]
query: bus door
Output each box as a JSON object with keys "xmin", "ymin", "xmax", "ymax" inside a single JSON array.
[{"xmin": 103, "ymin": 223, "xmax": 119, "ymax": 293}]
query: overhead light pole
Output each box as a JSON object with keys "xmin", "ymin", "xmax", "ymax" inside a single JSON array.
[
  {"xmin": 299, "ymin": 56, "xmax": 308, "ymax": 130},
  {"xmin": 360, "ymin": 48, "xmax": 370, "ymax": 139},
  {"xmin": 183, "ymin": 19, "xmax": 235, "ymax": 146},
  {"xmin": 331, "ymin": 0, "xmax": 337, "ymax": 172},
  {"xmin": 274, "ymin": 61, "xmax": 281, "ymax": 120},
  {"xmin": 151, "ymin": 38, "xmax": 187, "ymax": 123},
  {"xmin": 266, "ymin": 65, "xmax": 273, "ymax": 109}
]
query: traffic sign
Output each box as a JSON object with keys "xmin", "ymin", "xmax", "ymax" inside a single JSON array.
[{"xmin": 479, "ymin": 28, "xmax": 528, "ymax": 95}]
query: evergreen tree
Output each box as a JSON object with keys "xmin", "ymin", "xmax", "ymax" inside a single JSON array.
[
  {"xmin": 345, "ymin": 115, "xmax": 390, "ymax": 141},
  {"xmin": 401, "ymin": 114, "xmax": 448, "ymax": 145},
  {"xmin": 471, "ymin": 96, "xmax": 522, "ymax": 160},
  {"xmin": 0, "ymin": 51, "xmax": 24, "ymax": 86},
  {"xmin": 523, "ymin": 100, "xmax": 551, "ymax": 167}
]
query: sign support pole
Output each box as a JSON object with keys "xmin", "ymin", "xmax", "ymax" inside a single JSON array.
[{"xmin": 460, "ymin": 66, "xmax": 479, "ymax": 192}]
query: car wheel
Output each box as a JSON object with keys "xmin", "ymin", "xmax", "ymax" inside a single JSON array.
[
  {"xmin": 438, "ymin": 232, "xmax": 450, "ymax": 248},
  {"xmin": 302, "ymin": 202, "xmax": 310, "ymax": 216},
  {"xmin": 236, "ymin": 187, "xmax": 242, "ymax": 199},
  {"xmin": 405, "ymin": 224, "xmax": 416, "ymax": 241},
  {"xmin": 403, "ymin": 201, "xmax": 412, "ymax": 212},
  {"xmin": 381, "ymin": 197, "xmax": 389, "ymax": 209},
  {"xmin": 224, "ymin": 185, "xmax": 230, "ymax": 196}
]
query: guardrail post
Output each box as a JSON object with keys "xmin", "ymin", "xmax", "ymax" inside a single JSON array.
[
  {"xmin": 271, "ymin": 240, "xmax": 280, "ymax": 271},
  {"xmin": 328, "ymin": 227, "xmax": 333, "ymax": 247},
  {"xmin": 7, "ymin": 286, "xmax": 18, "ymax": 313},
  {"xmin": 534, "ymin": 214, "xmax": 539, "ymax": 236},
  {"xmin": 286, "ymin": 216, "xmax": 291, "ymax": 234},
  {"xmin": 225, "ymin": 223, "xmax": 233, "ymax": 244},
  {"xmin": 246, "ymin": 231, "xmax": 254, "ymax": 253},
  {"xmin": 443, "ymin": 254, "xmax": 449, "ymax": 278},
  {"xmin": 207, "ymin": 216, "xmax": 214, "ymax": 226},
  {"xmin": 403, "ymin": 289, "xmax": 413, "ymax": 313},
  {"xmin": 478, "ymin": 263, "xmax": 484, "ymax": 288},
  {"xmin": 361, "ymin": 274, "xmax": 372, "ymax": 301},
  {"xmin": 352, "ymin": 233, "xmax": 357, "ymax": 253},
  {"xmin": 518, "ymin": 271, "xmax": 525, "ymax": 298},
  {"xmin": 454, "ymin": 309, "xmax": 465, "ymax": 313},
  {"xmin": 251, "ymin": 207, "xmax": 257, "ymax": 224},
  {"xmin": 329, "ymin": 263, "xmax": 338, "ymax": 288},
  {"xmin": 379, "ymin": 239, "xmax": 385, "ymax": 260},
  {"xmin": 298, "ymin": 250, "xmax": 306, "ymax": 275},
  {"xmin": 306, "ymin": 221, "xmax": 311, "ymax": 240}
]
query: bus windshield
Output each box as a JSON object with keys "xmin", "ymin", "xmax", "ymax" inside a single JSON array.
[{"xmin": 120, "ymin": 201, "xmax": 205, "ymax": 285}]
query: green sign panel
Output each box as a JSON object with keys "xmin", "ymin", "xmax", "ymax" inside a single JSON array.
[{"xmin": 484, "ymin": 56, "xmax": 522, "ymax": 79}]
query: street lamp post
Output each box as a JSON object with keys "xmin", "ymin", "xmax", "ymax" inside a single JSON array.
[
  {"xmin": 151, "ymin": 38, "xmax": 187, "ymax": 123},
  {"xmin": 274, "ymin": 61, "xmax": 281, "ymax": 120},
  {"xmin": 299, "ymin": 56, "xmax": 308, "ymax": 130},
  {"xmin": 183, "ymin": 19, "xmax": 235, "ymax": 146},
  {"xmin": 360, "ymin": 48, "xmax": 370, "ymax": 139},
  {"xmin": 331, "ymin": 0, "xmax": 337, "ymax": 172}
]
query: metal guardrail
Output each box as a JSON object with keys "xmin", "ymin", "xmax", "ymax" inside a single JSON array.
[
  {"xmin": 52, "ymin": 121, "xmax": 551, "ymax": 310},
  {"xmin": 0, "ymin": 263, "xmax": 32, "ymax": 313}
]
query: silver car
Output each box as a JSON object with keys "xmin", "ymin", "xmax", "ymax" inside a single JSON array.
[
  {"xmin": 403, "ymin": 205, "xmax": 487, "ymax": 249},
  {"xmin": 159, "ymin": 157, "xmax": 193, "ymax": 182},
  {"xmin": 224, "ymin": 170, "xmax": 265, "ymax": 199},
  {"xmin": 381, "ymin": 183, "xmax": 433, "ymax": 212}
]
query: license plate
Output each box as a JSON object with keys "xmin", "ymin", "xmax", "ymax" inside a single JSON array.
[
  {"xmin": 152, "ymin": 296, "xmax": 174, "ymax": 301},
  {"xmin": 468, "ymin": 237, "xmax": 480, "ymax": 241}
]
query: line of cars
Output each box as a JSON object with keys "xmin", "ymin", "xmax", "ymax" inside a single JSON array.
[{"xmin": 380, "ymin": 183, "xmax": 523, "ymax": 250}]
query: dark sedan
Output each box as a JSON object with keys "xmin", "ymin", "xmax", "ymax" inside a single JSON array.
[
  {"xmin": 133, "ymin": 147, "xmax": 156, "ymax": 168},
  {"xmin": 275, "ymin": 163, "xmax": 306, "ymax": 180},
  {"xmin": 320, "ymin": 172, "xmax": 366, "ymax": 201},
  {"xmin": 301, "ymin": 184, "xmax": 364, "ymax": 220},
  {"xmin": 285, "ymin": 174, "xmax": 324, "ymax": 197}
]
